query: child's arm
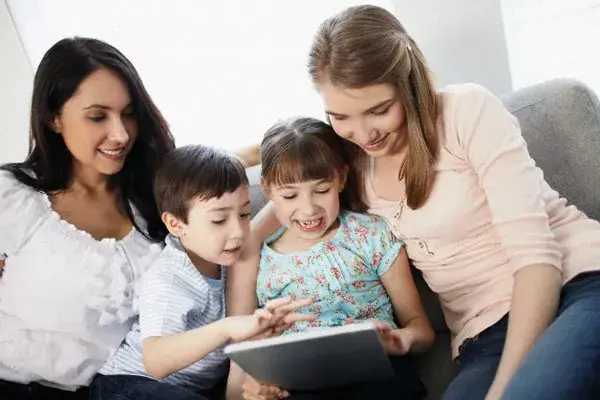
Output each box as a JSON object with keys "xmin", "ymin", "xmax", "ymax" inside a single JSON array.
[
  {"xmin": 143, "ymin": 315, "xmax": 250, "ymax": 379},
  {"xmin": 380, "ymin": 247, "xmax": 435, "ymax": 354},
  {"xmin": 142, "ymin": 296, "xmax": 312, "ymax": 380}
]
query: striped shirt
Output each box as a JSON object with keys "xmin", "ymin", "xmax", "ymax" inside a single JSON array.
[{"xmin": 99, "ymin": 235, "xmax": 228, "ymax": 391}]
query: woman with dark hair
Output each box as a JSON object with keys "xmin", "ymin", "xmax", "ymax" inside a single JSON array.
[{"xmin": 0, "ymin": 37, "xmax": 174, "ymax": 399}]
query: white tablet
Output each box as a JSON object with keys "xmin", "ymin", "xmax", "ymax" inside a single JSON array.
[{"xmin": 223, "ymin": 321, "xmax": 394, "ymax": 391}]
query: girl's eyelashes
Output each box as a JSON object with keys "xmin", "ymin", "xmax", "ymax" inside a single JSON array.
[{"xmin": 279, "ymin": 186, "xmax": 332, "ymax": 199}]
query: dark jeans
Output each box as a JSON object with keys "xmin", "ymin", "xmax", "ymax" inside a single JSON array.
[
  {"xmin": 0, "ymin": 379, "xmax": 89, "ymax": 400},
  {"xmin": 442, "ymin": 271, "xmax": 600, "ymax": 400},
  {"xmin": 90, "ymin": 374, "xmax": 226, "ymax": 400},
  {"xmin": 286, "ymin": 355, "xmax": 426, "ymax": 400}
]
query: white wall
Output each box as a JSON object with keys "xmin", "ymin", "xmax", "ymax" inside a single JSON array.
[
  {"xmin": 392, "ymin": 0, "xmax": 513, "ymax": 95},
  {"xmin": 6, "ymin": 0, "xmax": 391, "ymax": 154},
  {"xmin": 2, "ymin": 0, "xmax": 513, "ymax": 159},
  {"xmin": 501, "ymin": 0, "xmax": 600, "ymax": 93},
  {"xmin": 0, "ymin": 0, "xmax": 33, "ymax": 163}
]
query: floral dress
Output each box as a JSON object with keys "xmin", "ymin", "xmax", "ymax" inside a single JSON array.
[{"xmin": 257, "ymin": 210, "xmax": 404, "ymax": 334}]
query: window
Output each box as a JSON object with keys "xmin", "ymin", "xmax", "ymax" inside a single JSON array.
[{"xmin": 501, "ymin": 0, "xmax": 600, "ymax": 93}]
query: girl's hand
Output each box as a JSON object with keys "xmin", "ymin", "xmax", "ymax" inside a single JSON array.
[
  {"xmin": 345, "ymin": 318, "xmax": 411, "ymax": 355},
  {"xmin": 373, "ymin": 321, "xmax": 411, "ymax": 355},
  {"xmin": 242, "ymin": 374, "xmax": 289, "ymax": 400}
]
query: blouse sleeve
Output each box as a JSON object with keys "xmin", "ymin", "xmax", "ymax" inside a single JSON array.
[
  {"xmin": 0, "ymin": 170, "xmax": 47, "ymax": 257},
  {"xmin": 346, "ymin": 212, "xmax": 403, "ymax": 276},
  {"xmin": 453, "ymin": 84, "xmax": 562, "ymax": 273}
]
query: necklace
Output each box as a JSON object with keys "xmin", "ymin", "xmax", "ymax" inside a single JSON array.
[{"xmin": 391, "ymin": 199, "xmax": 405, "ymax": 235}]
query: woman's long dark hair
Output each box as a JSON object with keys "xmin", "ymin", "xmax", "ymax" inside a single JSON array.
[{"xmin": 1, "ymin": 37, "xmax": 175, "ymax": 242}]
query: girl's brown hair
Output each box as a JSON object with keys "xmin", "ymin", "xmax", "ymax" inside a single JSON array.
[
  {"xmin": 308, "ymin": 5, "xmax": 439, "ymax": 209},
  {"xmin": 260, "ymin": 117, "xmax": 366, "ymax": 212}
]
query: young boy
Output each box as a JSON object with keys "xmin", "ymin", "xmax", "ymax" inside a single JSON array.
[{"xmin": 91, "ymin": 145, "xmax": 309, "ymax": 400}]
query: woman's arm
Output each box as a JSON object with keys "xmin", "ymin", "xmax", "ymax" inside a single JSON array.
[
  {"xmin": 380, "ymin": 248, "xmax": 435, "ymax": 354},
  {"xmin": 233, "ymin": 144, "xmax": 261, "ymax": 168},
  {"xmin": 454, "ymin": 84, "xmax": 563, "ymax": 399},
  {"xmin": 486, "ymin": 265, "xmax": 560, "ymax": 399},
  {"xmin": 0, "ymin": 171, "xmax": 48, "ymax": 271}
]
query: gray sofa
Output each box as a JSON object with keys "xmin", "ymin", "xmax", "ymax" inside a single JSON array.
[{"xmin": 246, "ymin": 78, "xmax": 600, "ymax": 400}]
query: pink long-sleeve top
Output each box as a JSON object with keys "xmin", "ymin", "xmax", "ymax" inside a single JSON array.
[{"xmin": 365, "ymin": 83, "xmax": 600, "ymax": 357}]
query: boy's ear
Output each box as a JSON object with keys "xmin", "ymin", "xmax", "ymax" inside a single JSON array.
[
  {"xmin": 260, "ymin": 178, "xmax": 272, "ymax": 200},
  {"xmin": 161, "ymin": 211, "xmax": 186, "ymax": 238}
]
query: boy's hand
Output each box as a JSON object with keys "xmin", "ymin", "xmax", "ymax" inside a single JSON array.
[
  {"xmin": 225, "ymin": 297, "xmax": 313, "ymax": 342},
  {"xmin": 224, "ymin": 311, "xmax": 275, "ymax": 343},
  {"xmin": 242, "ymin": 374, "xmax": 289, "ymax": 400},
  {"xmin": 374, "ymin": 321, "xmax": 411, "ymax": 355}
]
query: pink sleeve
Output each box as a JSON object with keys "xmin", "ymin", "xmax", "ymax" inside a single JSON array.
[{"xmin": 453, "ymin": 84, "xmax": 562, "ymax": 273}]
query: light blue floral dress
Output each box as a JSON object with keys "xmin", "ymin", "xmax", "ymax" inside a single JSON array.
[{"xmin": 257, "ymin": 210, "xmax": 404, "ymax": 333}]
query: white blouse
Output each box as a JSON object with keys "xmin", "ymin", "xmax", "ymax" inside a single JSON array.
[{"xmin": 0, "ymin": 171, "xmax": 163, "ymax": 389}]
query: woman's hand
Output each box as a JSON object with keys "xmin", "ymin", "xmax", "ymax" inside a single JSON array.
[{"xmin": 234, "ymin": 144, "xmax": 261, "ymax": 168}]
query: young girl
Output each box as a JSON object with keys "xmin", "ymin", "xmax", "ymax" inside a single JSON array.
[{"xmin": 246, "ymin": 117, "xmax": 434, "ymax": 400}]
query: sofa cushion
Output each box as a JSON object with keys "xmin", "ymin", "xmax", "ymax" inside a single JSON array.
[{"xmin": 501, "ymin": 78, "xmax": 600, "ymax": 221}]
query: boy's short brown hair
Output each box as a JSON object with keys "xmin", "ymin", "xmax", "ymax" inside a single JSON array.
[{"xmin": 154, "ymin": 144, "xmax": 248, "ymax": 223}]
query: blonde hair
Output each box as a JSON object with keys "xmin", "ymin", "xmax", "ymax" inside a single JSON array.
[{"xmin": 308, "ymin": 5, "xmax": 439, "ymax": 209}]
